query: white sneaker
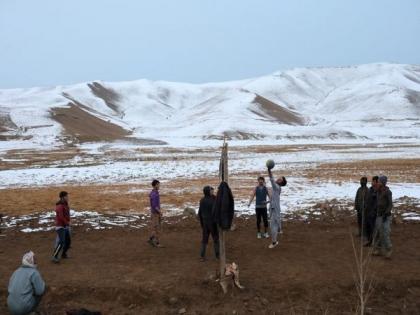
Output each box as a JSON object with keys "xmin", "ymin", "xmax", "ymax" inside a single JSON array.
[
  {"xmin": 268, "ymin": 241, "xmax": 279, "ymax": 249},
  {"xmin": 257, "ymin": 232, "xmax": 262, "ymax": 239},
  {"xmin": 264, "ymin": 232, "xmax": 269, "ymax": 238}
]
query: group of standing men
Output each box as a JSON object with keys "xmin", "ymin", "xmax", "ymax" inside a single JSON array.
[{"xmin": 355, "ymin": 175, "xmax": 393, "ymax": 258}]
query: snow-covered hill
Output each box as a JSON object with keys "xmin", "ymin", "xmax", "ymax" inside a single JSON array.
[{"xmin": 1, "ymin": 63, "xmax": 419, "ymax": 149}]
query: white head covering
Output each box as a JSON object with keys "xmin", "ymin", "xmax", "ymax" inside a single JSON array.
[{"xmin": 22, "ymin": 251, "xmax": 35, "ymax": 267}]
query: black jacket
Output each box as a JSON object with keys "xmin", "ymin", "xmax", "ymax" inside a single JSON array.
[
  {"xmin": 366, "ymin": 186, "xmax": 378, "ymax": 217},
  {"xmin": 377, "ymin": 186, "xmax": 393, "ymax": 217},
  {"xmin": 355, "ymin": 186, "xmax": 369, "ymax": 212},
  {"xmin": 198, "ymin": 196, "xmax": 215, "ymax": 227},
  {"xmin": 212, "ymin": 181, "xmax": 234, "ymax": 230}
]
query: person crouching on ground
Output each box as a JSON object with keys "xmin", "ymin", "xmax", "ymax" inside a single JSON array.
[
  {"xmin": 52, "ymin": 191, "xmax": 71, "ymax": 263},
  {"xmin": 148, "ymin": 179, "xmax": 163, "ymax": 247},
  {"xmin": 248, "ymin": 176, "xmax": 271, "ymax": 239},
  {"xmin": 373, "ymin": 175, "xmax": 393, "ymax": 258},
  {"xmin": 198, "ymin": 186, "xmax": 219, "ymax": 261},
  {"xmin": 8, "ymin": 251, "xmax": 46, "ymax": 315},
  {"xmin": 267, "ymin": 167, "xmax": 287, "ymax": 249},
  {"xmin": 354, "ymin": 176, "xmax": 369, "ymax": 238}
]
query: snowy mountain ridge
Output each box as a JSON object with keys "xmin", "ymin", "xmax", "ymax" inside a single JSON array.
[{"xmin": 0, "ymin": 63, "xmax": 419, "ymax": 148}]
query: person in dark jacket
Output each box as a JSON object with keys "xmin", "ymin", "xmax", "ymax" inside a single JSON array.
[
  {"xmin": 52, "ymin": 191, "xmax": 71, "ymax": 263},
  {"xmin": 198, "ymin": 186, "xmax": 219, "ymax": 261},
  {"xmin": 364, "ymin": 176, "xmax": 379, "ymax": 246},
  {"xmin": 8, "ymin": 251, "xmax": 46, "ymax": 315},
  {"xmin": 354, "ymin": 177, "xmax": 369, "ymax": 237},
  {"xmin": 373, "ymin": 175, "xmax": 393, "ymax": 258},
  {"xmin": 248, "ymin": 176, "xmax": 271, "ymax": 239}
]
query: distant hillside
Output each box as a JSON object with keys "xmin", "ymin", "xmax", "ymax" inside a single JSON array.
[{"xmin": 0, "ymin": 63, "xmax": 419, "ymax": 148}]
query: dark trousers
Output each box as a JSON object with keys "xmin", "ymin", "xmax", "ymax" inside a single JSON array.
[
  {"xmin": 200, "ymin": 222, "xmax": 219, "ymax": 258},
  {"xmin": 53, "ymin": 227, "xmax": 71, "ymax": 259},
  {"xmin": 356, "ymin": 209, "xmax": 364, "ymax": 236},
  {"xmin": 256, "ymin": 206, "xmax": 268, "ymax": 232},
  {"xmin": 365, "ymin": 214, "xmax": 377, "ymax": 243}
]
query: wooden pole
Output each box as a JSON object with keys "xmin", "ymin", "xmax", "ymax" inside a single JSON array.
[{"xmin": 219, "ymin": 138, "xmax": 228, "ymax": 293}]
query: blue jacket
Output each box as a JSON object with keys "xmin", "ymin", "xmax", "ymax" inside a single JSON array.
[{"xmin": 8, "ymin": 265, "xmax": 45, "ymax": 315}]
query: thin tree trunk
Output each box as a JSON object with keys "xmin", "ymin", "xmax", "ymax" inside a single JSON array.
[{"xmin": 219, "ymin": 139, "xmax": 228, "ymax": 293}]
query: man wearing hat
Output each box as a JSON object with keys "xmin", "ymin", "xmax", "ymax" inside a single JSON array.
[{"xmin": 373, "ymin": 175, "xmax": 393, "ymax": 258}]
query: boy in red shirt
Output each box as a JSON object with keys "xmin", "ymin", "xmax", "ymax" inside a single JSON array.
[{"xmin": 52, "ymin": 191, "xmax": 71, "ymax": 263}]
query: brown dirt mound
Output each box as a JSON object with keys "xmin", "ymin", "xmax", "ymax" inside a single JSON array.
[
  {"xmin": 87, "ymin": 82, "xmax": 123, "ymax": 117},
  {"xmin": 50, "ymin": 103, "xmax": 131, "ymax": 142},
  {"xmin": 250, "ymin": 94, "xmax": 305, "ymax": 125},
  {"xmin": 204, "ymin": 131, "xmax": 265, "ymax": 140},
  {"xmin": 0, "ymin": 111, "xmax": 17, "ymax": 132}
]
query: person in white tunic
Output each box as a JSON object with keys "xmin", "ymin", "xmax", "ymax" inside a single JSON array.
[{"xmin": 267, "ymin": 168, "xmax": 287, "ymax": 249}]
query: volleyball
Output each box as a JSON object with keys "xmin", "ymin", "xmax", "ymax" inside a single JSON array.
[{"xmin": 266, "ymin": 159, "xmax": 275, "ymax": 169}]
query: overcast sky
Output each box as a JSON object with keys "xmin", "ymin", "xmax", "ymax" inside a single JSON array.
[{"xmin": 1, "ymin": 0, "xmax": 419, "ymax": 88}]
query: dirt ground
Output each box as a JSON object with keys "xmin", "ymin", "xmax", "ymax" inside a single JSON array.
[
  {"xmin": 1, "ymin": 146, "xmax": 419, "ymax": 314},
  {"xmin": 1, "ymin": 216, "xmax": 420, "ymax": 315},
  {"xmin": 1, "ymin": 157, "xmax": 419, "ymax": 217}
]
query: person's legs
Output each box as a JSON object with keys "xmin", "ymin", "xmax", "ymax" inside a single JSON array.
[
  {"xmin": 256, "ymin": 208, "xmax": 262, "ymax": 233},
  {"xmin": 32, "ymin": 294, "xmax": 43, "ymax": 313},
  {"xmin": 149, "ymin": 213, "xmax": 160, "ymax": 245},
  {"xmin": 7, "ymin": 295, "xmax": 27, "ymax": 315},
  {"xmin": 201, "ymin": 224, "xmax": 210, "ymax": 259},
  {"xmin": 270, "ymin": 217, "xmax": 279, "ymax": 244},
  {"xmin": 156, "ymin": 215, "xmax": 161, "ymax": 244},
  {"xmin": 361, "ymin": 212, "xmax": 367, "ymax": 240},
  {"xmin": 52, "ymin": 228, "xmax": 66, "ymax": 261},
  {"xmin": 261, "ymin": 207, "xmax": 269, "ymax": 234},
  {"xmin": 366, "ymin": 214, "xmax": 376, "ymax": 245},
  {"xmin": 357, "ymin": 210, "xmax": 362, "ymax": 236},
  {"xmin": 210, "ymin": 224, "xmax": 220, "ymax": 259},
  {"xmin": 373, "ymin": 217, "xmax": 383, "ymax": 255},
  {"xmin": 278, "ymin": 212, "xmax": 282, "ymax": 233},
  {"xmin": 62, "ymin": 228, "xmax": 71, "ymax": 257},
  {"xmin": 382, "ymin": 217, "xmax": 392, "ymax": 257}
]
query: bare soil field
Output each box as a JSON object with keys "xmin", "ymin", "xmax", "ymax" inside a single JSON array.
[
  {"xmin": 307, "ymin": 159, "xmax": 420, "ymax": 183},
  {"xmin": 1, "ymin": 216, "xmax": 420, "ymax": 315},
  {"xmin": 1, "ymin": 145, "xmax": 419, "ymax": 314},
  {"xmin": 1, "ymin": 157, "xmax": 418, "ymax": 216}
]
